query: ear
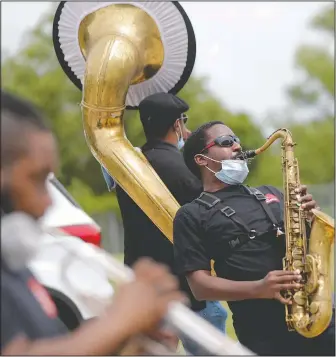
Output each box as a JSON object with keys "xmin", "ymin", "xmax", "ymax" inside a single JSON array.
[
  {"xmin": 173, "ymin": 119, "xmax": 180, "ymax": 131},
  {"xmin": 194, "ymin": 154, "xmax": 208, "ymax": 168}
]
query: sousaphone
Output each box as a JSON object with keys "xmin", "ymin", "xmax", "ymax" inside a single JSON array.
[{"xmin": 52, "ymin": 1, "xmax": 196, "ymax": 242}]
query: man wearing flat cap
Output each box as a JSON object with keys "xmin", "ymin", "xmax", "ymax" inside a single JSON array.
[{"xmin": 101, "ymin": 92, "xmax": 228, "ymax": 355}]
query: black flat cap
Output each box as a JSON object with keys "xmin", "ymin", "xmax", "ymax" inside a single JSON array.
[{"xmin": 139, "ymin": 92, "xmax": 189, "ymax": 135}]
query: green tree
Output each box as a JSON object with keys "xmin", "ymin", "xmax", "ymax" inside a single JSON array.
[
  {"xmin": 262, "ymin": 5, "xmax": 334, "ymax": 188},
  {"xmin": 2, "ymin": 7, "xmax": 119, "ymax": 214},
  {"xmin": 286, "ymin": 5, "xmax": 334, "ymax": 185},
  {"xmin": 287, "ymin": 5, "xmax": 334, "ymax": 117}
]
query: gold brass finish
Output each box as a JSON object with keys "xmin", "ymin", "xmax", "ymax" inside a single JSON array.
[
  {"xmin": 252, "ymin": 128, "xmax": 335, "ymax": 338},
  {"xmin": 78, "ymin": 4, "xmax": 179, "ymax": 242}
]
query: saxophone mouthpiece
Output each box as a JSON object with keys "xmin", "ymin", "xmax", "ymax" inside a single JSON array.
[{"xmin": 238, "ymin": 150, "xmax": 257, "ymax": 160}]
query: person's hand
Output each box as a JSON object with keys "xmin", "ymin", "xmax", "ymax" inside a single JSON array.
[
  {"xmin": 256, "ymin": 270, "xmax": 302, "ymax": 304},
  {"xmin": 295, "ymin": 185, "xmax": 320, "ymax": 222},
  {"xmin": 117, "ymin": 329, "xmax": 178, "ymax": 356},
  {"xmin": 1, "ymin": 335, "xmax": 31, "ymax": 356},
  {"xmin": 147, "ymin": 328, "xmax": 179, "ymax": 351},
  {"xmin": 295, "ymin": 185, "xmax": 319, "ymax": 212},
  {"xmin": 106, "ymin": 258, "xmax": 188, "ymax": 338}
]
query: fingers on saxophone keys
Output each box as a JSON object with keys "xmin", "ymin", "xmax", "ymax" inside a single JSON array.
[
  {"xmin": 274, "ymin": 270, "xmax": 302, "ymax": 281},
  {"xmin": 302, "ymin": 200, "xmax": 316, "ymax": 210},
  {"xmin": 279, "ymin": 282, "xmax": 303, "ymax": 291},
  {"xmin": 297, "ymin": 193, "xmax": 312, "ymax": 202},
  {"xmin": 294, "ymin": 185, "xmax": 307, "ymax": 195},
  {"xmin": 275, "ymin": 292, "xmax": 292, "ymax": 305}
]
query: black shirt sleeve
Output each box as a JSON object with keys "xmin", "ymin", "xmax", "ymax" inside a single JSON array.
[{"xmin": 173, "ymin": 207, "xmax": 211, "ymax": 275}]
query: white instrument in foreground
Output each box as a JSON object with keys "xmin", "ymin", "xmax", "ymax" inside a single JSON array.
[{"xmin": 59, "ymin": 241, "xmax": 254, "ymax": 356}]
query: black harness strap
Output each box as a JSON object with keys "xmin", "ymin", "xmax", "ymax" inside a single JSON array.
[
  {"xmin": 195, "ymin": 187, "xmax": 283, "ymax": 252},
  {"xmin": 195, "ymin": 192, "xmax": 221, "ymax": 209},
  {"xmin": 243, "ymin": 187, "xmax": 278, "ymax": 226},
  {"xmin": 220, "ymin": 206, "xmax": 256, "ymax": 238},
  {"xmin": 195, "ymin": 192, "xmax": 258, "ymax": 251},
  {"xmin": 244, "ymin": 186, "xmax": 284, "ymax": 236}
]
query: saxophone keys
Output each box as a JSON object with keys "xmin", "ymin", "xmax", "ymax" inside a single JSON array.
[
  {"xmin": 293, "ymin": 291, "xmax": 307, "ymax": 306},
  {"xmin": 292, "ymin": 246, "xmax": 304, "ymax": 258},
  {"xmin": 292, "ymin": 261, "xmax": 304, "ymax": 272},
  {"xmin": 295, "ymin": 315, "xmax": 310, "ymax": 329},
  {"xmin": 309, "ymin": 302, "xmax": 319, "ymax": 315}
]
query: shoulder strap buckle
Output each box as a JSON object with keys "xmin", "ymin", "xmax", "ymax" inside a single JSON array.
[
  {"xmin": 252, "ymin": 189, "xmax": 266, "ymax": 201},
  {"xmin": 195, "ymin": 192, "xmax": 220, "ymax": 208},
  {"xmin": 244, "ymin": 185, "xmax": 266, "ymax": 201},
  {"xmin": 221, "ymin": 206, "xmax": 236, "ymax": 217},
  {"xmin": 254, "ymin": 191, "xmax": 266, "ymax": 201}
]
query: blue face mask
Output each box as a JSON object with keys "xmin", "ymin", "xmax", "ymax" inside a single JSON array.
[
  {"xmin": 177, "ymin": 137, "xmax": 185, "ymax": 150},
  {"xmin": 176, "ymin": 121, "xmax": 185, "ymax": 150},
  {"xmin": 202, "ymin": 156, "xmax": 249, "ymax": 185},
  {"xmin": 215, "ymin": 159, "xmax": 249, "ymax": 185}
]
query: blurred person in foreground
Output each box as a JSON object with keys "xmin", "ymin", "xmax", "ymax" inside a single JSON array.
[
  {"xmin": 173, "ymin": 121, "xmax": 335, "ymax": 356},
  {"xmin": 0, "ymin": 90, "xmax": 186, "ymax": 356},
  {"xmin": 101, "ymin": 92, "xmax": 228, "ymax": 355}
]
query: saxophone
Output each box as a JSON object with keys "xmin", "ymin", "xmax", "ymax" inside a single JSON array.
[{"xmin": 241, "ymin": 128, "xmax": 335, "ymax": 338}]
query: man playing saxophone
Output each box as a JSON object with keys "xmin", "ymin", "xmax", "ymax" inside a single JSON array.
[
  {"xmin": 173, "ymin": 121, "xmax": 335, "ymax": 356},
  {"xmin": 101, "ymin": 93, "xmax": 228, "ymax": 354}
]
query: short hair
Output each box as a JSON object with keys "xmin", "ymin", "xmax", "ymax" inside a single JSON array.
[
  {"xmin": 139, "ymin": 92, "xmax": 189, "ymax": 141},
  {"xmin": 183, "ymin": 121, "xmax": 224, "ymax": 178},
  {"xmin": 1, "ymin": 91, "xmax": 50, "ymax": 168},
  {"xmin": 143, "ymin": 120, "xmax": 173, "ymax": 141}
]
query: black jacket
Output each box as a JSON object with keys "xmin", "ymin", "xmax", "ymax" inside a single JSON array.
[{"xmin": 116, "ymin": 140, "xmax": 205, "ymax": 311}]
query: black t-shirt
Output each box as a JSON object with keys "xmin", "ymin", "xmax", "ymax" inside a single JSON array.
[
  {"xmin": 1, "ymin": 260, "xmax": 67, "ymax": 351},
  {"xmin": 173, "ymin": 184, "xmax": 290, "ymax": 338},
  {"xmin": 116, "ymin": 140, "xmax": 205, "ymax": 311}
]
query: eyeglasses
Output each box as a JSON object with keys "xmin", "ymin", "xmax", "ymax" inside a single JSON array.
[
  {"xmin": 178, "ymin": 113, "xmax": 188, "ymax": 123},
  {"xmin": 200, "ymin": 135, "xmax": 241, "ymax": 153}
]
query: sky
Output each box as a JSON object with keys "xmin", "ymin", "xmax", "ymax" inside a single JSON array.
[{"xmin": 1, "ymin": 1, "xmax": 329, "ymax": 121}]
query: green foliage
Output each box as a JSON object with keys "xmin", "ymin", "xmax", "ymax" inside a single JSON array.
[
  {"xmin": 286, "ymin": 5, "xmax": 334, "ymax": 114},
  {"xmin": 290, "ymin": 117, "xmax": 334, "ymax": 185},
  {"xmin": 2, "ymin": 4, "xmax": 333, "ymax": 216},
  {"xmin": 284, "ymin": 4, "xmax": 334, "ymax": 185},
  {"xmin": 311, "ymin": 4, "xmax": 334, "ymax": 34}
]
